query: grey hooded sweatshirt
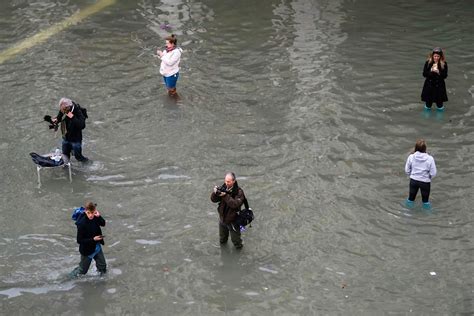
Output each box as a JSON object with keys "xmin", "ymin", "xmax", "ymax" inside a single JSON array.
[{"xmin": 405, "ymin": 151, "xmax": 437, "ymax": 183}]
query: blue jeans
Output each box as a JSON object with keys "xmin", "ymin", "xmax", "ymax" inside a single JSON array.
[
  {"xmin": 163, "ymin": 72, "xmax": 179, "ymax": 89},
  {"xmin": 62, "ymin": 140, "xmax": 88, "ymax": 162}
]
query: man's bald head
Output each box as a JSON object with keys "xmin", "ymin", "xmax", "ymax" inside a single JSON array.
[{"xmin": 224, "ymin": 172, "xmax": 236, "ymax": 188}]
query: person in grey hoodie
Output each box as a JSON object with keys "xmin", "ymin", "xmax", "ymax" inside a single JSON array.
[{"xmin": 405, "ymin": 139, "xmax": 437, "ymax": 208}]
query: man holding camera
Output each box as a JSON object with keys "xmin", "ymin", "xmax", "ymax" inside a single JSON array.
[
  {"xmin": 52, "ymin": 97, "xmax": 88, "ymax": 162},
  {"xmin": 210, "ymin": 172, "xmax": 245, "ymax": 249}
]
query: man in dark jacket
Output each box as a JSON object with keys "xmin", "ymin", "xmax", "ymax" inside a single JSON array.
[
  {"xmin": 210, "ymin": 172, "xmax": 245, "ymax": 249},
  {"xmin": 52, "ymin": 97, "xmax": 88, "ymax": 162},
  {"xmin": 69, "ymin": 202, "xmax": 106, "ymax": 277}
]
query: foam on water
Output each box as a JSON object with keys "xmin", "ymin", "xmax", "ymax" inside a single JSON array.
[
  {"xmin": 0, "ymin": 281, "xmax": 76, "ymax": 299},
  {"xmin": 135, "ymin": 239, "xmax": 161, "ymax": 245}
]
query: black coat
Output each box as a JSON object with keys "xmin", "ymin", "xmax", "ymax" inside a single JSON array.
[
  {"xmin": 76, "ymin": 215, "xmax": 105, "ymax": 256},
  {"xmin": 56, "ymin": 102, "xmax": 86, "ymax": 142},
  {"xmin": 210, "ymin": 183, "xmax": 245, "ymax": 224},
  {"xmin": 421, "ymin": 61, "xmax": 448, "ymax": 103}
]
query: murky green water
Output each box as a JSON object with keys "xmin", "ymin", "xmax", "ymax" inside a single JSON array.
[{"xmin": 1, "ymin": 0, "xmax": 474, "ymax": 314}]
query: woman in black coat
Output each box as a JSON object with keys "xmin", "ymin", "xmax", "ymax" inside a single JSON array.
[{"xmin": 421, "ymin": 47, "xmax": 448, "ymax": 110}]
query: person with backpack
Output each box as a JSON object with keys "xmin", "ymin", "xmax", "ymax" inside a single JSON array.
[
  {"xmin": 211, "ymin": 172, "xmax": 246, "ymax": 249},
  {"xmin": 51, "ymin": 97, "xmax": 89, "ymax": 162},
  {"xmin": 69, "ymin": 202, "xmax": 107, "ymax": 278}
]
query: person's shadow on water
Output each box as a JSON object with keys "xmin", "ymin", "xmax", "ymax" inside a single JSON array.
[
  {"xmin": 435, "ymin": 109, "xmax": 445, "ymax": 121},
  {"xmin": 421, "ymin": 107, "xmax": 445, "ymax": 122},
  {"xmin": 216, "ymin": 245, "xmax": 245, "ymax": 285},
  {"xmin": 76, "ymin": 280, "xmax": 107, "ymax": 314}
]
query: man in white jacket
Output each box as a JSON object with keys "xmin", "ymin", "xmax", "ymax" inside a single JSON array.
[
  {"xmin": 157, "ymin": 34, "xmax": 182, "ymax": 97},
  {"xmin": 405, "ymin": 139, "xmax": 437, "ymax": 208}
]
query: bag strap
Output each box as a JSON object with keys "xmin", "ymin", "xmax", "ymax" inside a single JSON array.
[{"xmin": 243, "ymin": 196, "xmax": 250, "ymax": 210}]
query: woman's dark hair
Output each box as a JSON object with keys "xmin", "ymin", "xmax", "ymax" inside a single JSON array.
[
  {"xmin": 414, "ymin": 139, "xmax": 427, "ymax": 153},
  {"xmin": 166, "ymin": 34, "xmax": 177, "ymax": 46}
]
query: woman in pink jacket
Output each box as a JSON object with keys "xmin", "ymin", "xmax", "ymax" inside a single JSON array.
[{"xmin": 157, "ymin": 34, "xmax": 183, "ymax": 97}]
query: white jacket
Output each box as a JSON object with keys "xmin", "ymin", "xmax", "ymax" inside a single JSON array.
[
  {"xmin": 159, "ymin": 47, "xmax": 182, "ymax": 77},
  {"xmin": 405, "ymin": 151, "xmax": 437, "ymax": 183}
]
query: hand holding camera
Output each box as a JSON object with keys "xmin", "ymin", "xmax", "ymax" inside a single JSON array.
[
  {"xmin": 214, "ymin": 184, "xmax": 230, "ymax": 196},
  {"xmin": 44, "ymin": 115, "xmax": 59, "ymax": 131}
]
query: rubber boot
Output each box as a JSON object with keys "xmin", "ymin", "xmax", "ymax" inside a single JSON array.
[
  {"xmin": 168, "ymin": 88, "xmax": 178, "ymax": 98},
  {"xmin": 405, "ymin": 199, "xmax": 415, "ymax": 208},
  {"xmin": 436, "ymin": 106, "xmax": 445, "ymax": 111},
  {"xmin": 422, "ymin": 202, "xmax": 431, "ymax": 210},
  {"xmin": 68, "ymin": 267, "xmax": 81, "ymax": 279},
  {"xmin": 424, "ymin": 104, "xmax": 432, "ymax": 110}
]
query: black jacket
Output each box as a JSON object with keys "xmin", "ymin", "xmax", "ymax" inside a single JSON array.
[
  {"xmin": 421, "ymin": 61, "xmax": 448, "ymax": 103},
  {"xmin": 210, "ymin": 182, "xmax": 245, "ymax": 224},
  {"xmin": 56, "ymin": 102, "xmax": 86, "ymax": 142},
  {"xmin": 76, "ymin": 215, "xmax": 105, "ymax": 256}
]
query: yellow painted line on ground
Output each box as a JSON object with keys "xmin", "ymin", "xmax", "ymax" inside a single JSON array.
[{"xmin": 0, "ymin": 0, "xmax": 116, "ymax": 64}]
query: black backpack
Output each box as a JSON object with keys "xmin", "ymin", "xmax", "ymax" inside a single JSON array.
[
  {"xmin": 73, "ymin": 102, "xmax": 88, "ymax": 119},
  {"xmin": 233, "ymin": 197, "xmax": 254, "ymax": 229},
  {"xmin": 30, "ymin": 152, "xmax": 64, "ymax": 167}
]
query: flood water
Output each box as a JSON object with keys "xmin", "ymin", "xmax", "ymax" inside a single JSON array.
[{"xmin": 1, "ymin": 0, "xmax": 474, "ymax": 314}]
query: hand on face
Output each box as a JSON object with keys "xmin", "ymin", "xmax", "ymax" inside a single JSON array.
[{"xmin": 86, "ymin": 210, "xmax": 100, "ymax": 219}]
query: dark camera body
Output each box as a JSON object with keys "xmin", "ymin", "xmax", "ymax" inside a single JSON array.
[
  {"xmin": 44, "ymin": 115, "xmax": 59, "ymax": 131},
  {"xmin": 49, "ymin": 123, "xmax": 59, "ymax": 131},
  {"xmin": 216, "ymin": 184, "xmax": 231, "ymax": 195}
]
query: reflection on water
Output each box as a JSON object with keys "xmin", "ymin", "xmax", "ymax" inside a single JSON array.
[{"xmin": 1, "ymin": 0, "xmax": 474, "ymax": 314}]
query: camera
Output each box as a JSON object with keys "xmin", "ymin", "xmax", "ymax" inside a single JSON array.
[
  {"xmin": 215, "ymin": 184, "xmax": 230, "ymax": 195},
  {"xmin": 44, "ymin": 115, "xmax": 59, "ymax": 131},
  {"xmin": 49, "ymin": 122, "xmax": 59, "ymax": 131}
]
